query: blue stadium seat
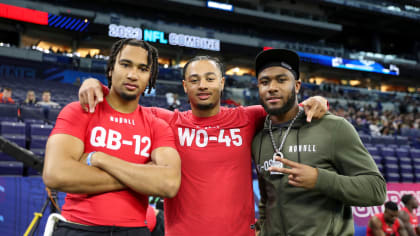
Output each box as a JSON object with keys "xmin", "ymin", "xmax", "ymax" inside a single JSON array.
[
  {"xmin": 0, "ymin": 103, "xmax": 18, "ymax": 119},
  {"xmin": 0, "ymin": 161, "xmax": 23, "ymax": 176},
  {"xmin": 385, "ymin": 163, "xmax": 399, "ymax": 173},
  {"xmin": 30, "ymin": 135, "xmax": 48, "ymax": 149},
  {"xmin": 415, "ymin": 173, "xmax": 420, "ymax": 183},
  {"xmin": 410, "ymin": 149, "xmax": 420, "ymax": 159},
  {"xmin": 381, "ymin": 136, "xmax": 395, "ymax": 145},
  {"xmin": 367, "ymin": 147, "xmax": 379, "ymax": 156},
  {"xmin": 0, "ymin": 121, "xmax": 25, "ymax": 135},
  {"xmin": 372, "ymin": 155, "xmax": 382, "ymax": 164},
  {"xmin": 30, "ymin": 123, "xmax": 53, "ymax": 136},
  {"xmin": 401, "ymin": 173, "xmax": 414, "ymax": 182},
  {"xmin": 413, "ymin": 164, "xmax": 420, "ymax": 174},
  {"xmin": 386, "ymin": 172, "xmax": 400, "ymax": 182},
  {"xmin": 20, "ymin": 106, "xmax": 45, "ymax": 120},
  {"xmin": 383, "ymin": 156, "xmax": 398, "ymax": 165},
  {"xmin": 396, "ymin": 148, "xmax": 409, "ymax": 158},
  {"xmin": 0, "ymin": 117, "xmax": 18, "ymax": 122},
  {"xmin": 395, "ymin": 136, "xmax": 409, "ymax": 146},
  {"xmin": 47, "ymin": 108, "xmax": 62, "ymax": 122},
  {"xmin": 400, "ymin": 164, "xmax": 413, "ymax": 174},
  {"xmin": 359, "ymin": 134, "xmax": 371, "ymax": 144},
  {"xmin": 0, "ymin": 151, "xmax": 16, "ymax": 161},
  {"xmin": 371, "ymin": 136, "xmax": 382, "ymax": 145},
  {"xmin": 30, "ymin": 148, "xmax": 45, "ymax": 158},
  {"xmin": 399, "ymin": 157, "xmax": 412, "ymax": 165},
  {"xmin": 380, "ymin": 147, "xmax": 395, "ymax": 157},
  {"xmin": 2, "ymin": 134, "xmax": 26, "ymax": 148}
]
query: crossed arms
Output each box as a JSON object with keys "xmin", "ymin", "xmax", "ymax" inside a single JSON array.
[{"xmin": 43, "ymin": 133, "xmax": 181, "ymax": 197}]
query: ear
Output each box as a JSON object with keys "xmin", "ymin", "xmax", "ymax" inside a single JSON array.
[
  {"xmin": 182, "ymin": 80, "xmax": 187, "ymax": 94},
  {"xmin": 295, "ymin": 80, "xmax": 301, "ymax": 94},
  {"xmin": 220, "ymin": 76, "xmax": 225, "ymax": 91}
]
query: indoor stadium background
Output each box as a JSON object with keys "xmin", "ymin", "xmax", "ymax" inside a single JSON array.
[{"xmin": 0, "ymin": 0, "xmax": 419, "ymax": 235}]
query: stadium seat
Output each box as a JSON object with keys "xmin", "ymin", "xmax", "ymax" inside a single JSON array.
[
  {"xmin": 395, "ymin": 136, "xmax": 409, "ymax": 146},
  {"xmin": 371, "ymin": 136, "xmax": 382, "ymax": 145},
  {"xmin": 20, "ymin": 106, "xmax": 45, "ymax": 120},
  {"xmin": 380, "ymin": 147, "xmax": 395, "ymax": 157},
  {"xmin": 383, "ymin": 156, "xmax": 398, "ymax": 165},
  {"xmin": 399, "ymin": 157, "xmax": 412, "ymax": 165},
  {"xmin": 372, "ymin": 155, "xmax": 382, "ymax": 164},
  {"xmin": 0, "ymin": 151, "xmax": 16, "ymax": 162},
  {"xmin": 0, "ymin": 103, "xmax": 18, "ymax": 119},
  {"xmin": 415, "ymin": 173, "xmax": 420, "ymax": 182},
  {"xmin": 385, "ymin": 163, "xmax": 399, "ymax": 173},
  {"xmin": 386, "ymin": 172, "xmax": 400, "ymax": 182},
  {"xmin": 29, "ymin": 135, "xmax": 49, "ymax": 149},
  {"xmin": 381, "ymin": 136, "xmax": 395, "ymax": 145},
  {"xmin": 2, "ymin": 134, "xmax": 26, "ymax": 148},
  {"xmin": 401, "ymin": 173, "xmax": 414, "ymax": 182},
  {"xmin": 400, "ymin": 164, "xmax": 413, "ymax": 174},
  {"xmin": 0, "ymin": 117, "xmax": 18, "ymax": 122},
  {"xmin": 0, "ymin": 121, "xmax": 25, "ymax": 135},
  {"xmin": 29, "ymin": 123, "xmax": 53, "ymax": 137},
  {"xmin": 396, "ymin": 148, "xmax": 409, "ymax": 158},
  {"xmin": 0, "ymin": 161, "xmax": 23, "ymax": 176},
  {"xmin": 367, "ymin": 147, "xmax": 379, "ymax": 156},
  {"xmin": 359, "ymin": 134, "xmax": 371, "ymax": 144},
  {"xmin": 30, "ymin": 148, "xmax": 45, "ymax": 158},
  {"xmin": 410, "ymin": 149, "xmax": 420, "ymax": 159},
  {"xmin": 46, "ymin": 108, "xmax": 61, "ymax": 122},
  {"xmin": 413, "ymin": 164, "xmax": 420, "ymax": 173}
]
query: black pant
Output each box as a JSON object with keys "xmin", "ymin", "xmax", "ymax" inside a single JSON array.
[{"xmin": 53, "ymin": 221, "xmax": 151, "ymax": 236}]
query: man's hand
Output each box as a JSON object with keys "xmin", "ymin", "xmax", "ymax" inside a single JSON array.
[
  {"xmin": 300, "ymin": 96, "xmax": 328, "ymax": 122},
  {"xmin": 79, "ymin": 78, "xmax": 104, "ymax": 113},
  {"xmin": 268, "ymin": 157, "xmax": 318, "ymax": 189}
]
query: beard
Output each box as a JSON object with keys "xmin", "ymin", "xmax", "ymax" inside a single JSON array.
[
  {"xmin": 196, "ymin": 102, "xmax": 216, "ymax": 110},
  {"xmin": 120, "ymin": 91, "xmax": 138, "ymax": 101},
  {"xmin": 260, "ymin": 89, "xmax": 296, "ymax": 116}
]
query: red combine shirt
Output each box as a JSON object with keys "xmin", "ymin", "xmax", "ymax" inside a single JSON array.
[
  {"xmin": 50, "ymin": 101, "xmax": 176, "ymax": 226},
  {"xmin": 151, "ymin": 106, "xmax": 266, "ymax": 236}
]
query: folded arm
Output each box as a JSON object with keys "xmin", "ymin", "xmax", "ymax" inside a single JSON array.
[
  {"xmin": 90, "ymin": 146, "xmax": 181, "ymax": 198},
  {"xmin": 42, "ymin": 134, "xmax": 125, "ymax": 194}
]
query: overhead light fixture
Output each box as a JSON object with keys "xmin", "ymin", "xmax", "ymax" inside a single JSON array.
[{"xmin": 206, "ymin": 1, "xmax": 233, "ymax": 12}]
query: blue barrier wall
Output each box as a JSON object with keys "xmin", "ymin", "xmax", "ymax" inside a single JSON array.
[{"xmin": 0, "ymin": 177, "xmax": 65, "ymax": 236}]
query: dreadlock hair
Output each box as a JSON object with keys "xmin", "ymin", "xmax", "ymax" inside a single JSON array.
[
  {"xmin": 182, "ymin": 55, "xmax": 224, "ymax": 80},
  {"xmin": 106, "ymin": 38, "xmax": 159, "ymax": 94},
  {"xmin": 401, "ymin": 194, "xmax": 414, "ymax": 205}
]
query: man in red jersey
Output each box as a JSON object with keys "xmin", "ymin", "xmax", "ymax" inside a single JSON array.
[
  {"xmin": 78, "ymin": 55, "xmax": 327, "ymax": 235},
  {"xmin": 367, "ymin": 201, "xmax": 408, "ymax": 236},
  {"xmin": 42, "ymin": 39, "xmax": 181, "ymax": 236},
  {"xmin": 400, "ymin": 194, "xmax": 420, "ymax": 236}
]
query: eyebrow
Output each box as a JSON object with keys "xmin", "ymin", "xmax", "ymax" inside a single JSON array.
[
  {"xmin": 119, "ymin": 59, "xmax": 149, "ymax": 68},
  {"xmin": 259, "ymin": 73, "xmax": 289, "ymax": 81},
  {"xmin": 187, "ymin": 72, "xmax": 218, "ymax": 79}
]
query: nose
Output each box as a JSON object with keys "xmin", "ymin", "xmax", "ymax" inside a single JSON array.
[
  {"xmin": 127, "ymin": 68, "xmax": 140, "ymax": 80},
  {"xmin": 268, "ymin": 80, "xmax": 279, "ymax": 92},
  {"xmin": 198, "ymin": 79, "xmax": 208, "ymax": 89}
]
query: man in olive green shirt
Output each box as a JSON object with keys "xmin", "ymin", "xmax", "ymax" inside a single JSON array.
[{"xmin": 252, "ymin": 49, "xmax": 387, "ymax": 236}]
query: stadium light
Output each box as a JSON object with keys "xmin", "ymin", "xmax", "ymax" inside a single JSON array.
[{"xmin": 206, "ymin": 1, "xmax": 233, "ymax": 12}]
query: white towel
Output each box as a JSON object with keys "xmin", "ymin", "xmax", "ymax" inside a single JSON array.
[{"xmin": 43, "ymin": 213, "xmax": 67, "ymax": 236}]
